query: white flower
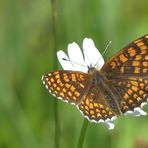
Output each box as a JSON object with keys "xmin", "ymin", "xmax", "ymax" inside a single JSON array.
[
  {"xmin": 57, "ymin": 38, "xmax": 104, "ymax": 72},
  {"xmin": 57, "ymin": 38, "xmax": 115, "ymax": 130}
]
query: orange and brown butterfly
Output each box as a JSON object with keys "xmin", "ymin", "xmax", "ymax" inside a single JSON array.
[{"xmin": 42, "ymin": 35, "xmax": 148, "ymax": 129}]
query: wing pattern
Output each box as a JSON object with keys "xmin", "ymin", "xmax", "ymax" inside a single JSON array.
[
  {"xmin": 77, "ymin": 83, "xmax": 116, "ymax": 122},
  {"xmin": 102, "ymin": 34, "xmax": 148, "ymax": 76},
  {"xmin": 42, "ymin": 70, "xmax": 90, "ymax": 105},
  {"xmin": 112, "ymin": 77, "xmax": 148, "ymax": 113}
]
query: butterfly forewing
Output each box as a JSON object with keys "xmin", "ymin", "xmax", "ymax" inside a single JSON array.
[
  {"xmin": 42, "ymin": 70, "xmax": 90, "ymax": 105},
  {"xmin": 102, "ymin": 34, "xmax": 148, "ymax": 76}
]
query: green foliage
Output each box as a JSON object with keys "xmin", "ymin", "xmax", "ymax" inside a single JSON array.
[{"xmin": 0, "ymin": 0, "xmax": 148, "ymax": 148}]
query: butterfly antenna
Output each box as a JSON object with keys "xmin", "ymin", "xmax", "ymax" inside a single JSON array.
[
  {"xmin": 62, "ymin": 58, "xmax": 87, "ymax": 68},
  {"xmin": 102, "ymin": 40, "xmax": 112, "ymax": 58},
  {"xmin": 94, "ymin": 40, "xmax": 112, "ymax": 67}
]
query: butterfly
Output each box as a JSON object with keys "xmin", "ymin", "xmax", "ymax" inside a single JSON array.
[{"xmin": 42, "ymin": 34, "xmax": 148, "ymax": 126}]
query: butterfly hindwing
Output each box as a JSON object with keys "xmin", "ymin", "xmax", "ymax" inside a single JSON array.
[
  {"xmin": 77, "ymin": 83, "xmax": 116, "ymax": 122},
  {"xmin": 111, "ymin": 76, "xmax": 148, "ymax": 113}
]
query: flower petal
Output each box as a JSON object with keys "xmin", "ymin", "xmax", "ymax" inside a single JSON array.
[
  {"xmin": 104, "ymin": 121, "xmax": 115, "ymax": 130},
  {"xmin": 83, "ymin": 38, "xmax": 105, "ymax": 69},
  {"xmin": 68, "ymin": 42, "xmax": 88, "ymax": 72},
  {"xmin": 57, "ymin": 50, "xmax": 74, "ymax": 70}
]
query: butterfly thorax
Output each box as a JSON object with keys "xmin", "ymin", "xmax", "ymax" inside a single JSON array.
[{"xmin": 88, "ymin": 67, "xmax": 122, "ymax": 116}]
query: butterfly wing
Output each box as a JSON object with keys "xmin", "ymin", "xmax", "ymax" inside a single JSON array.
[
  {"xmin": 101, "ymin": 34, "xmax": 148, "ymax": 113},
  {"xmin": 77, "ymin": 83, "xmax": 117, "ymax": 122},
  {"xmin": 42, "ymin": 70, "xmax": 90, "ymax": 105},
  {"xmin": 102, "ymin": 34, "xmax": 148, "ymax": 76},
  {"xmin": 111, "ymin": 77, "xmax": 148, "ymax": 113}
]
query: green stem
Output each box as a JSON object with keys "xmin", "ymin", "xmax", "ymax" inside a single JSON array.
[
  {"xmin": 51, "ymin": 0, "xmax": 59, "ymax": 148},
  {"xmin": 54, "ymin": 101, "xmax": 59, "ymax": 148},
  {"xmin": 77, "ymin": 119, "xmax": 89, "ymax": 148}
]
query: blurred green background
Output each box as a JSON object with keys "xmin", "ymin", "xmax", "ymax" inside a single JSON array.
[{"xmin": 1, "ymin": 0, "xmax": 148, "ymax": 148}]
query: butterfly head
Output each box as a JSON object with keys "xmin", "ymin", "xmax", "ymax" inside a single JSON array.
[{"xmin": 87, "ymin": 65, "xmax": 99, "ymax": 77}]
